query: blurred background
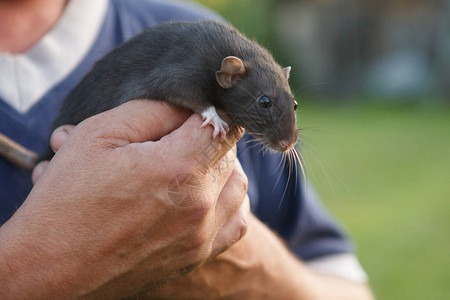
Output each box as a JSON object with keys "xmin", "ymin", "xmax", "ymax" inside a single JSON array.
[{"xmin": 188, "ymin": 0, "xmax": 450, "ymax": 299}]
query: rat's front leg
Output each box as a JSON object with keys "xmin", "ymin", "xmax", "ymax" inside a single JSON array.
[{"xmin": 200, "ymin": 106, "xmax": 229, "ymax": 139}]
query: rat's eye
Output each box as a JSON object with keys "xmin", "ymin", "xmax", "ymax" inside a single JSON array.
[
  {"xmin": 294, "ymin": 100, "xmax": 298, "ymax": 110},
  {"xmin": 258, "ymin": 96, "xmax": 272, "ymax": 108}
]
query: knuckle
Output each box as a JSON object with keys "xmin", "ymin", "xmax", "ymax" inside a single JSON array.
[
  {"xmin": 237, "ymin": 212, "xmax": 249, "ymax": 241},
  {"xmin": 186, "ymin": 202, "xmax": 210, "ymax": 225},
  {"xmin": 74, "ymin": 119, "xmax": 100, "ymax": 141},
  {"xmin": 179, "ymin": 193, "xmax": 214, "ymax": 226},
  {"xmin": 231, "ymin": 166, "xmax": 248, "ymax": 194},
  {"xmin": 240, "ymin": 173, "xmax": 249, "ymax": 193}
]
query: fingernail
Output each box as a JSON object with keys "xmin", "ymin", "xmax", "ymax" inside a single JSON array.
[
  {"xmin": 50, "ymin": 127, "xmax": 71, "ymax": 153},
  {"xmin": 227, "ymin": 125, "xmax": 245, "ymax": 142}
]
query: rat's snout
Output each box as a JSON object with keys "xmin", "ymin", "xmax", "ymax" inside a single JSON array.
[
  {"xmin": 277, "ymin": 127, "xmax": 299, "ymax": 152},
  {"xmin": 279, "ymin": 139, "xmax": 292, "ymax": 151},
  {"xmin": 279, "ymin": 139, "xmax": 291, "ymax": 151}
]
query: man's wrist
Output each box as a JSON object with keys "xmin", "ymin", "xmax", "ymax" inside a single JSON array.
[{"xmin": 233, "ymin": 214, "xmax": 317, "ymax": 298}]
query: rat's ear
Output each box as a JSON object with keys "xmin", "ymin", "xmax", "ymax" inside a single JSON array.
[
  {"xmin": 282, "ymin": 66, "xmax": 291, "ymax": 80},
  {"xmin": 216, "ymin": 56, "xmax": 246, "ymax": 89}
]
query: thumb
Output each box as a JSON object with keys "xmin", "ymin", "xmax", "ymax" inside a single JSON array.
[
  {"xmin": 50, "ymin": 125, "xmax": 75, "ymax": 152},
  {"xmin": 32, "ymin": 125, "xmax": 75, "ymax": 184}
]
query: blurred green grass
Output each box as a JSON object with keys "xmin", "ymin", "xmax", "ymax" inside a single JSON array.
[{"xmin": 298, "ymin": 101, "xmax": 450, "ymax": 300}]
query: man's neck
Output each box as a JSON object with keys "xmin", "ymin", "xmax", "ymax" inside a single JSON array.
[{"xmin": 0, "ymin": 0, "xmax": 68, "ymax": 54}]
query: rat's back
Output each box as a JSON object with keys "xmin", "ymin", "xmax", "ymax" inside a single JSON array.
[{"xmin": 53, "ymin": 20, "xmax": 247, "ymax": 128}]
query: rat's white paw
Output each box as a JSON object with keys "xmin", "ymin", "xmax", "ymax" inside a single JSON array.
[{"xmin": 200, "ymin": 106, "xmax": 229, "ymax": 139}]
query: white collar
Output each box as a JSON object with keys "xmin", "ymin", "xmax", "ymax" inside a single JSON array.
[{"xmin": 0, "ymin": 0, "xmax": 108, "ymax": 113}]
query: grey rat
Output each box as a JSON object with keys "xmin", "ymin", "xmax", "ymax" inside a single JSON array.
[{"xmin": 50, "ymin": 20, "xmax": 298, "ymax": 156}]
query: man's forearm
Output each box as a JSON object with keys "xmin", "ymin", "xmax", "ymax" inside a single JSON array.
[{"xmin": 220, "ymin": 214, "xmax": 374, "ymax": 299}]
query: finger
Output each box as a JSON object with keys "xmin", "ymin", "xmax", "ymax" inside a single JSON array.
[
  {"xmin": 210, "ymin": 159, "xmax": 249, "ymax": 255},
  {"xmin": 211, "ymin": 194, "xmax": 250, "ymax": 257},
  {"xmin": 31, "ymin": 161, "xmax": 49, "ymax": 184},
  {"xmin": 79, "ymin": 99, "xmax": 192, "ymax": 145},
  {"xmin": 50, "ymin": 125, "xmax": 75, "ymax": 152},
  {"xmin": 214, "ymin": 159, "xmax": 248, "ymax": 222}
]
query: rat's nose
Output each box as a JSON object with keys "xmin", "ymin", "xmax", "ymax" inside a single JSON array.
[{"xmin": 279, "ymin": 139, "xmax": 292, "ymax": 151}]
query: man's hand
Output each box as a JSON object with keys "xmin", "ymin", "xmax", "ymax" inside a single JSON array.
[{"xmin": 0, "ymin": 100, "xmax": 248, "ymax": 299}]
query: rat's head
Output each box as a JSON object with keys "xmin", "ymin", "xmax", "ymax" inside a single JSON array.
[{"xmin": 216, "ymin": 56, "xmax": 299, "ymax": 152}]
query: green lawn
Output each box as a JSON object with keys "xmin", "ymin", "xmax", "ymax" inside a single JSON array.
[{"xmin": 298, "ymin": 101, "xmax": 450, "ymax": 300}]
